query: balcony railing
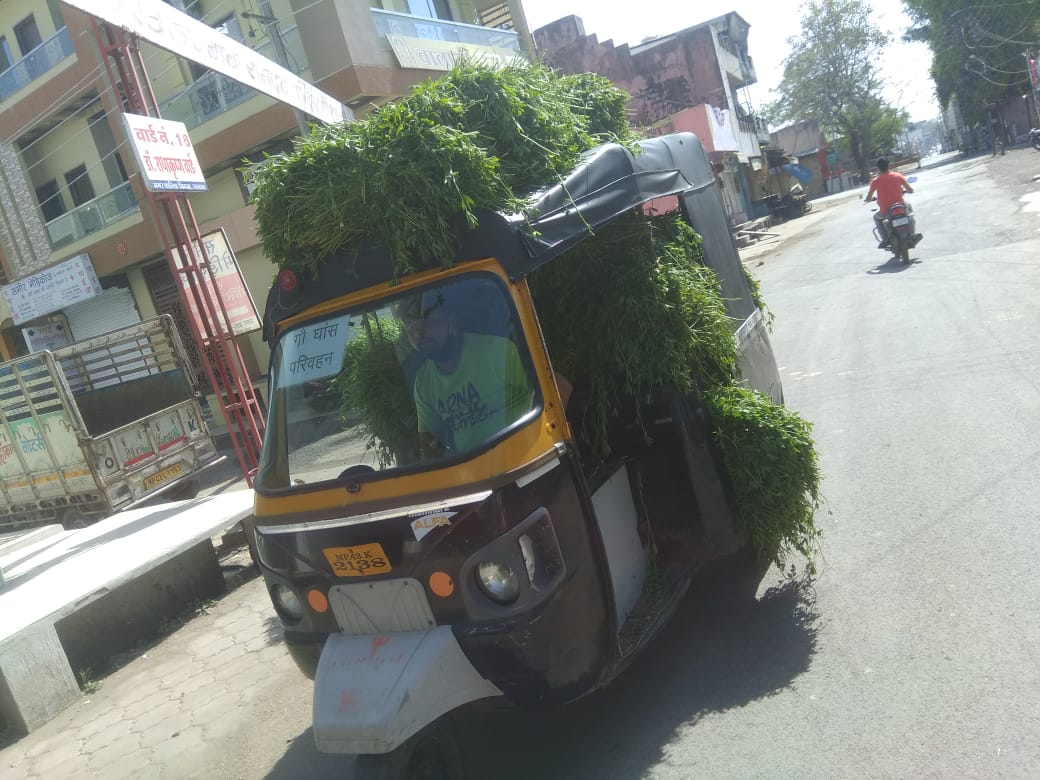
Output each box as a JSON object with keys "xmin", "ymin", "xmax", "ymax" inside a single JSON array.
[
  {"xmin": 738, "ymin": 114, "xmax": 771, "ymax": 139},
  {"xmin": 45, "ymin": 181, "xmax": 138, "ymax": 250},
  {"xmin": 160, "ymin": 26, "xmax": 308, "ymax": 130},
  {"xmin": 0, "ymin": 27, "xmax": 75, "ymax": 102},
  {"xmin": 372, "ymin": 8, "xmax": 521, "ymax": 51}
]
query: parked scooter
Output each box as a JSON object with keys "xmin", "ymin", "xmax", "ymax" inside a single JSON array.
[{"xmin": 1031, "ymin": 128, "xmax": 1040, "ymax": 151}]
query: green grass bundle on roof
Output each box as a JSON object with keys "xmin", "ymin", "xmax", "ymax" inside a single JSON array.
[{"xmin": 248, "ymin": 61, "xmax": 634, "ymax": 273}]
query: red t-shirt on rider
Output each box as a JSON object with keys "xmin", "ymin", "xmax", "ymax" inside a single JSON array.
[{"xmin": 866, "ymin": 172, "xmax": 910, "ymax": 213}]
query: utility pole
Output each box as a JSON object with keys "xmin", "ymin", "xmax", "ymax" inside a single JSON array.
[{"xmin": 245, "ymin": 2, "xmax": 310, "ymax": 137}]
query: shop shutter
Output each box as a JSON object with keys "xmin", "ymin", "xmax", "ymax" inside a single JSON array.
[{"xmin": 64, "ymin": 286, "xmax": 142, "ymax": 342}]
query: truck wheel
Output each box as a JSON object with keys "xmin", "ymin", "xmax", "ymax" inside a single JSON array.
[
  {"xmin": 354, "ymin": 723, "xmax": 464, "ymax": 780},
  {"xmin": 61, "ymin": 507, "xmax": 90, "ymax": 530},
  {"xmin": 164, "ymin": 475, "xmax": 202, "ymax": 501}
]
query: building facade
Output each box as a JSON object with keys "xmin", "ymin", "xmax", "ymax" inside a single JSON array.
[
  {"xmin": 0, "ymin": 0, "xmax": 532, "ymax": 398},
  {"xmin": 533, "ymin": 12, "xmax": 770, "ymax": 224}
]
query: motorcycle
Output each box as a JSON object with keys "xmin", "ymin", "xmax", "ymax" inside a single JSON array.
[
  {"xmin": 1031, "ymin": 128, "xmax": 1040, "ymax": 151},
  {"xmin": 873, "ymin": 201, "xmax": 917, "ymax": 263}
]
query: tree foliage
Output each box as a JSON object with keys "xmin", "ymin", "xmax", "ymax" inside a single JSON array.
[
  {"xmin": 766, "ymin": 0, "xmax": 908, "ymax": 178},
  {"xmin": 903, "ymin": 0, "xmax": 1040, "ymax": 126}
]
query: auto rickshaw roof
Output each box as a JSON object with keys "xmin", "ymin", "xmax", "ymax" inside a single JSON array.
[{"xmin": 262, "ymin": 132, "xmax": 718, "ymax": 341}]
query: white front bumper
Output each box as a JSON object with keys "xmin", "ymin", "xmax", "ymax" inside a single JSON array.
[{"xmin": 312, "ymin": 626, "xmax": 503, "ymax": 754}]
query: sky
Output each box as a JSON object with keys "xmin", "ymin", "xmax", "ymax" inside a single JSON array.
[{"xmin": 519, "ymin": 0, "xmax": 941, "ymax": 123}]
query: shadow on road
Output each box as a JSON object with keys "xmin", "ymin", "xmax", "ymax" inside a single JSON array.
[
  {"xmin": 868, "ymin": 256, "xmax": 919, "ymax": 274},
  {"xmin": 265, "ymin": 571, "xmax": 819, "ymax": 779}
]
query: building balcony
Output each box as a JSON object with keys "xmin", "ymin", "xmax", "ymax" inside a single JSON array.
[
  {"xmin": 371, "ymin": 8, "xmax": 521, "ymax": 52},
  {"xmin": 738, "ymin": 113, "xmax": 771, "ymax": 142},
  {"xmin": 45, "ymin": 181, "xmax": 138, "ymax": 250},
  {"xmin": 160, "ymin": 26, "xmax": 308, "ymax": 131},
  {"xmin": 717, "ymin": 44, "xmax": 756, "ymax": 90},
  {"xmin": 0, "ymin": 27, "xmax": 75, "ymax": 102}
]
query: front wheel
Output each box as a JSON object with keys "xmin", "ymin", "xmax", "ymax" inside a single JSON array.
[
  {"xmin": 1033, "ymin": 136, "xmax": 1040, "ymax": 151},
  {"xmin": 354, "ymin": 723, "xmax": 464, "ymax": 780}
]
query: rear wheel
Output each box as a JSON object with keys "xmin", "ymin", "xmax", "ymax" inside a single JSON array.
[
  {"xmin": 354, "ymin": 723, "xmax": 464, "ymax": 780},
  {"xmin": 164, "ymin": 475, "xmax": 202, "ymax": 501},
  {"xmin": 60, "ymin": 507, "xmax": 90, "ymax": 530},
  {"xmin": 897, "ymin": 234, "xmax": 911, "ymax": 263}
]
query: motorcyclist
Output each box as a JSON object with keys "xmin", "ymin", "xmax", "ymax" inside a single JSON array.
[{"xmin": 864, "ymin": 156, "xmax": 922, "ymax": 249}]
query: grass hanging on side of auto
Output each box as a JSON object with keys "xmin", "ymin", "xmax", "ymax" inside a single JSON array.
[
  {"xmin": 528, "ymin": 212, "xmax": 736, "ymax": 459},
  {"xmin": 706, "ymin": 385, "xmax": 822, "ymax": 571},
  {"xmin": 529, "ymin": 212, "xmax": 820, "ymax": 567}
]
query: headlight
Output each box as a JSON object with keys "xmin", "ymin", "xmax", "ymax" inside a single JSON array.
[
  {"xmin": 475, "ymin": 561, "xmax": 519, "ymax": 604},
  {"xmin": 270, "ymin": 583, "xmax": 304, "ymax": 621}
]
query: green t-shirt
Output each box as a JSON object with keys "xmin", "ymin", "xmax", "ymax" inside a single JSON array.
[{"xmin": 414, "ymin": 333, "xmax": 531, "ymax": 452}]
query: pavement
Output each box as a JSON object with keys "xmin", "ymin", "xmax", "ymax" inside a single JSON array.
[
  {"xmin": 0, "ymin": 571, "xmax": 295, "ymax": 779},
  {"xmin": 0, "ymin": 451, "xmax": 267, "ymax": 779}
]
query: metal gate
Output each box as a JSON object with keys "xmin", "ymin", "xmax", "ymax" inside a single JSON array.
[{"xmin": 142, "ymin": 260, "xmax": 208, "ymax": 392}]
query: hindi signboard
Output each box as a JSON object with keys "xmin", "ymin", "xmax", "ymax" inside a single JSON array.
[
  {"xmin": 1, "ymin": 254, "xmax": 102, "ymax": 325},
  {"xmin": 178, "ymin": 229, "xmax": 261, "ymax": 338},
  {"xmin": 61, "ymin": 0, "xmax": 352, "ymax": 126},
  {"xmin": 386, "ymin": 36, "xmax": 523, "ymax": 72},
  {"xmin": 22, "ymin": 322, "xmax": 72, "ymax": 352},
  {"xmin": 122, "ymin": 113, "xmax": 206, "ymax": 193}
]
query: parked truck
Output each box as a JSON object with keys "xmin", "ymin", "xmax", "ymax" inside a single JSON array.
[{"xmin": 0, "ymin": 315, "xmax": 221, "ymax": 532}]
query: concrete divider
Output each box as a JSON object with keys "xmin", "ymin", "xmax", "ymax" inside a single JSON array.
[{"xmin": 0, "ymin": 490, "xmax": 254, "ymax": 735}]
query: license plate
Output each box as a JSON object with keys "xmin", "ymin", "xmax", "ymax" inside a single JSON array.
[
  {"xmin": 323, "ymin": 543, "xmax": 392, "ymax": 577},
  {"xmin": 891, "ymin": 217, "xmax": 909, "ymax": 226},
  {"xmin": 144, "ymin": 462, "xmax": 184, "ymax": 490}
]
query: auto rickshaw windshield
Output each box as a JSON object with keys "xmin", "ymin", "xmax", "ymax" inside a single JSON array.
[{"xmin": 256, "ymin": 273, "xmax": 540, "ymax": 489}]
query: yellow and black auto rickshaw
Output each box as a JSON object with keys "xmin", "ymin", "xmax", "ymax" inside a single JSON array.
[{"xmin": 249, "ymin": 132, "xmax": 783, "ymax": 776}]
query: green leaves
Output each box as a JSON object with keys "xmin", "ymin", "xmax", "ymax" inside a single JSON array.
[
  {"xmin": 529, "ymin": 213, "xmax": 734, "ymax": 459},
  {"xmin": 766, "ymin": 0, "xmax": 905, "ymax": 177},
  {"xmin": 333, "ymin": 318, "xmax": 418, "ymax": 468},
  {"xmin": 706, "ymin": 386, "xmax": 821, "ymax": 570},
  {"xmin": 247, "ymin": 61, "xmax": 634, "ymax": 274}
]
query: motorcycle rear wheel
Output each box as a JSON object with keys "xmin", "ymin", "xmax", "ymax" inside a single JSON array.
[{"xmin": 896, "ymin": 234, "xmax": 910, "ymax": 263}]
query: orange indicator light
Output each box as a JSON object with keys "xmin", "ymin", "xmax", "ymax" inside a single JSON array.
[
  {"xmin": 307, "ymin": 589, "xmax": 329, "ymax": 613},
  {"xmin": 429, "ymin": 571, "xmax": 454, "ymax": 598}
]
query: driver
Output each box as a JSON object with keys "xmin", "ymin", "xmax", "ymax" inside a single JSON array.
[
  {"xmin": 410, "ymin": 290, "xmax": 531, "ymax": 460},
  {"xmin": 864, "ymin": 156, "xmax": 922, "ymax": 248}
]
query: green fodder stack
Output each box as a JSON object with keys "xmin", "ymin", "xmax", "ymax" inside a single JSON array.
[{"xmin": 248, "ymin": 61, "xmax": 820, "ymax": 569}]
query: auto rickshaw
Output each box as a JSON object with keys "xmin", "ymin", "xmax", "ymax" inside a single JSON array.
[{"xmin": 248, "ymin": 132, "xmax": 783, "ymax": 776}]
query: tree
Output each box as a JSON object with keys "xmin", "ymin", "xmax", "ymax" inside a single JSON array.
[
  {"xmin": 903, "ymin": 0, "xmax": 1040, "ymax": 126},
  {"xmin": 766, "ymin": 0, "xmax": 908, "ymax": 179}
]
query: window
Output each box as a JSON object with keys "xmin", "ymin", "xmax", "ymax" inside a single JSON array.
[
  {"xmin": 0, "ymin": 37, "xmax": 13, "ymax": 71},
  {"xmin": 407, "ymin": 0, "xmax": 452, "ymax": 20},
  {"xmin": 64, "ymin": 165, "xmax": 95, "ymax": 206},
  {"xmin": 13, "ymin": 15, "xmax": 42, "ymax": 56},
  {"xmin": 35, "ymin": 179, "xmax": 65, "ymax": 222},
  {"xmin": 257, "ymin": 273, "xmax": 538, "ymax": 490}
]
